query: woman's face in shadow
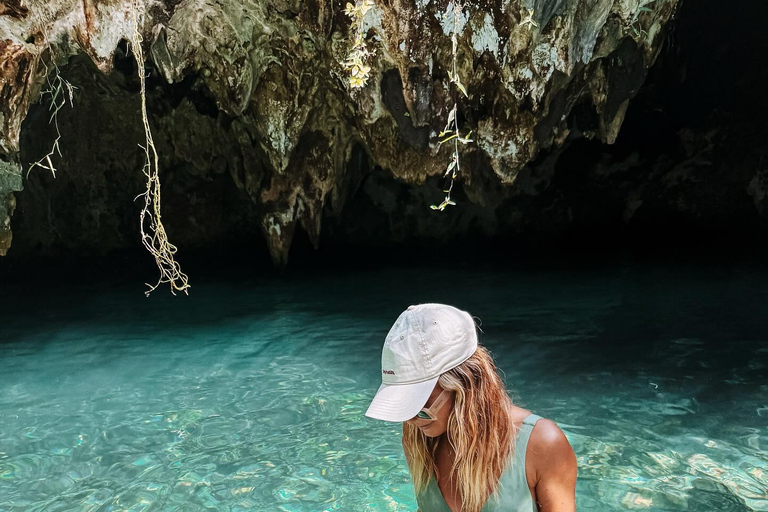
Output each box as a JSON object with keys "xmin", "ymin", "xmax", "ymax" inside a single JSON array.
[{"xmin": 405, "ymin": 383, "xmax": 453, "ymax": 438}]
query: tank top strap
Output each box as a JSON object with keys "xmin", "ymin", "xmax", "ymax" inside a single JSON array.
[
  {"xmin": 522, "ymin": 413, "xmax": 543, "ymax": 427},
  {"xmin": 511, "ymin": 413, "xmax": 542, "ymax": 467},
  {"xmin": 483, "ymin": 413, "xmax": 540, "ymax": 512},
  {"xmin": 511, "ymin": 413, "xmax": 541, "ymax": 467}
]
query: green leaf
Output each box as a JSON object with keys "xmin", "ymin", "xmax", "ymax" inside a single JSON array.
[{"xmin": 444, "ymin": 159, "xmax": 457, "ymax": 177}]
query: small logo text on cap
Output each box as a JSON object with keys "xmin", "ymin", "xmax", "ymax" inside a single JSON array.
[{"xmin": 383, "ymin": 370, "xmax": 395, "ymax": 375}]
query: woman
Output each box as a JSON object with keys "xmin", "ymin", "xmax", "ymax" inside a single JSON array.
[{"xmin": 366, "ymin": 304, "xmax": 577, "ymax": 512}]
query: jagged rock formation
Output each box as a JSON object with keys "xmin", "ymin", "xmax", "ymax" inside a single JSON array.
[{"xmin": 0, "ymin": 0, "xmax": 680, "ymax": 263}]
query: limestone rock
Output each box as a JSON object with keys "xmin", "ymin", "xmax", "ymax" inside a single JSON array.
[{"xmin": 0, "ymin": 0, "xmax": 680, "ymax": 264}]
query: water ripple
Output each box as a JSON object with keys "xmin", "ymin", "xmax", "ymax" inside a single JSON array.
[{"xmin": 1, "ymin": 270, "xmax": 767, "ymax": 510}]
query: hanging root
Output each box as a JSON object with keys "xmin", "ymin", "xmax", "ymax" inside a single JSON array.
[
  {"xmin": 28, "ymin": 44, "xmax": 76, "ymax": 178},
  {"xmin": 130, "ymin": 2, "xmax": 190, "ymax": 296},
  {"xmin": 431, "ymin": 0, "xmax": 472, "ymax": 212}
]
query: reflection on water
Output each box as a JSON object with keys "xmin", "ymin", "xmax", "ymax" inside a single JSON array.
[{"xmin": 0, "ymin": 264, "xmax": 766, "ymax": 511}]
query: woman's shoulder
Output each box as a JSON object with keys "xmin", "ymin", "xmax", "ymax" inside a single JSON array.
[
  {"xmin": 510, "ymin": 407, "xmax": 569, "ymax": 449},
  {"xmin": 521, "ymin": 413, "xmax": 576, "ymax": 485},
  {"xmin": 529, "ymin": 417, "xmax": 570, "ymax": 452},
  {"xmin": 509, "ymin": 406, "xmax": 573, "ymax": 466},
  {"xmin": 507, "ymin": 407, "xmax": 577, "ymax": 508}
]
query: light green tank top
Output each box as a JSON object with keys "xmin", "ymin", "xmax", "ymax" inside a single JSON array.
[{"xmin": 415, "ymin": 413, "xmax": 542, "ymax": 512}]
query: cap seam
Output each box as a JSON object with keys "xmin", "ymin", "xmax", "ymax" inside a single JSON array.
[{"xmin": 415, "ymin": 311, "xmax": 432, "ymax": 372}]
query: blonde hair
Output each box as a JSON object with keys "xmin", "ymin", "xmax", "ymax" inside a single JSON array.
[{"xmin": 402, "ymin": 346, "xmax": 516, "ymax": 512}]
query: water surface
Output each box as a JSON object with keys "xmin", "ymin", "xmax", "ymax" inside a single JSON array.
[{"xmin": 1, "ymin": 263, "xmax": 766, "ymax": 511}]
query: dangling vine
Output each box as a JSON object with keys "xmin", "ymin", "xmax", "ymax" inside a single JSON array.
[
  {"xmin": 431, "ymin": 0, "xmax": 473, "ymax": 211},
  {"xmin": 130, "ymin": 1, "xmax": 190, "ymax": 296},
  {"xmin": 28, "ymin": 30, "xmax": 76, "ymax": 179}
]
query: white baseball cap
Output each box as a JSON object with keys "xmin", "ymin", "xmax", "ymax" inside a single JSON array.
[{"xmin": 365, "ymin": 303, "xmax": 478, "ymax": 422}]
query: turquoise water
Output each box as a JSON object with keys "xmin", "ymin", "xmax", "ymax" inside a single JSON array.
[{"xmin": 0, "ymin": 264, "xmax": 766, "ymax": 511}]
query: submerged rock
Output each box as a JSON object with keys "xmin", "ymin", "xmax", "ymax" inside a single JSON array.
[{"xmin": 0, "ymin": 0, "xmax": 680, "ymax": 264}]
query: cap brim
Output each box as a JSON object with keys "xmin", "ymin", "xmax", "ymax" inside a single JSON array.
[{"xmin": 365, "ymin": 377, "xmax": 439, "ymax": 422}]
